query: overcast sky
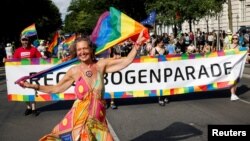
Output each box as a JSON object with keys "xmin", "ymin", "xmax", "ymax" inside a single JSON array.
[{"xmin": 52, "ymin": 0, "xmax": 71, "ymax": 20}]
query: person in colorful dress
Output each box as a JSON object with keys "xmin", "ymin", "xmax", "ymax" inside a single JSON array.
[{"xmin": 18, "ymin": 33, "xmax": 144, "ymax": 140}]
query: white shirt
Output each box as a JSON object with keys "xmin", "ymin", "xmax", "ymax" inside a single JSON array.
[{"xmin": 5, "ymin": 46, "xmax": 13, "ymax": 58}]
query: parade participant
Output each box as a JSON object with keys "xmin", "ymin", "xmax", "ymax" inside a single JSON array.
[
  {"xmin": 223, "ymin": 29, "xmax": 233, "ymax": 49},
  {"xmin": 18, "ymin": 32, "xmax": 144, "ymax": 140},
  {"xmin": 150, "ymin": 36, "xmax": 169, "ymax": 106},
  {"xmin": 43, "ymin": 46, "xmax": 52, "ymax": 59},
  {"xmin": 201, "ymin": 43, "xmax": 211, "ymax": 54},
  {"xmin": 0, "ymin": 43, "xmax": 7, "ymax": 66},
  {"xmin": 223, "ymin": 34, "xmax": 242, "ymax": 101},
  {"xmin": 5, "ymin": 43, "xmax": 13, "ymax": 59},
  {"xmin": 186, "ymin": 43, "xmax": 197, "ymax": 54},
  {"xmin": 13, "ymin": 35, "xmax": 42, "ymax": 116},
  {"xmin": 37, "ymin": 40, "xmax": 47, "ymax": 57}
]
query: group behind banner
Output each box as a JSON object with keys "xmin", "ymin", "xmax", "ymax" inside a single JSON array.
[{"xmin": 5, "ymin": 49, "xmax": 248, "ymax": 101}]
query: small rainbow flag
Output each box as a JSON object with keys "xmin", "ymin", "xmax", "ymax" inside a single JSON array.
[
  {"xmin": 48, "ymin": 31, "xmax": 59, "ymax": 53},
  {"xmin": 91, "ymin": 7, "xmax": 149, "ymax": 54},
  {"xmin": 63, "ymin": 34, "xmax": 76, "ymax": 48},
  {"xmin": 21, "ymin": 23, "xmax": 37, "ymax": 37}
]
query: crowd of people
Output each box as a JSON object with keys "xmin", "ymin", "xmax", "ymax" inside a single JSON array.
[
  {"xmin": 0, "ymin": 37, "xmax": 71, "ymax": 67},
  {"xmin": 0, "ymin": 28, "xmax": 249, "ymax": 140},
  {"xmin": 107, "ymin": 30, "xmax": 250, "ymax": 103}
]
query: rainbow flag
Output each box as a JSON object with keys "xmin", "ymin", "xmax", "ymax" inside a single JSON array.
[
  {"xmin": 63, "ymin": 34, "xmax": 76, "ymax": 48},
  {"xmin": 48, "ymin": 31, "xmax": 59, "ymax": 53},
  {"xmin": 21, "ymin": 23, "xmax": 37, "ymax": 37},
  {"xmin": 91, "ymin": 7, "xmax": 149, "ymax": 54}
]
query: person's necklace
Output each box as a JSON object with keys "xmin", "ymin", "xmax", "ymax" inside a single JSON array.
[
  {"xmin": 86, "ymin": 70, "xmax": 93, "ymax": 77},
  {"xmin": 85, "ymin": 64, "xmax": 93, "ymax": 77}
]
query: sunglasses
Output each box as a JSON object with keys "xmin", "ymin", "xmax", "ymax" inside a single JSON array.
[
  {"xmin": 232, "ymin": 38, "xmax": 238, "ymax": 40},
  {"xmin": 21, "ymin": 39, "xmax": 28, "ymax": 41}
]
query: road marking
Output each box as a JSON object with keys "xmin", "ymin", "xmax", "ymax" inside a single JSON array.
[
  {"xmin": 107, "ymin": 119, "xmax": 120, "ymax": 141},
  {"xmin": 239, "ymin": 99, "xmax": 250, "ymax": 104}
]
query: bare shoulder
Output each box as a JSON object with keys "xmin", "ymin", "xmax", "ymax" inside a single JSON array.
[
  {"xmin": 67, "ymin": 65, "xmax": 80, "ymax": 75},
  {"xmin": 96, "ymin": 59, "xmax": 108, "ymax": 72}
]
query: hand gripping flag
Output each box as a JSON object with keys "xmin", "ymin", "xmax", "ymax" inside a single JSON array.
[{"xmin": 141, "ymin": 11, "xmax": 156, "ymax": 27}]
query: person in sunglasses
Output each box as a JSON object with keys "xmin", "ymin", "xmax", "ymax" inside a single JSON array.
[
  {"xmin": 223, "ymin": 34, "xmax": 241, "ymax": 101},
  {"xmin": 13, "ymin": 35, "xmax": 42, "ymax": 116}
]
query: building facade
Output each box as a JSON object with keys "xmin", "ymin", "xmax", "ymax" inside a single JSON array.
[{"xmin": 182, "ymin": 0, "xmax": 250, "ymax": 34}]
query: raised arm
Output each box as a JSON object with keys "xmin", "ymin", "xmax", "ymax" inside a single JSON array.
[
  {"xmin": 101, "ymin": 30, "xmax": 145, "ymax": 73},
  {"xmin": 19, "ymin": 66, "xmax": 76, "ymax": 94},
  {"xmin": 101, "ymin": 44, "xmax": 138, "ymax": 73}
]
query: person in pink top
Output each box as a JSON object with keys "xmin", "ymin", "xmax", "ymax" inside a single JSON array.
[{"xmin": 13, "ymin": 35, "xmax": 42, "ymax": 116}]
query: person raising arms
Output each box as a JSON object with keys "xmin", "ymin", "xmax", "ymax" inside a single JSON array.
[{"xmin": 18, "ymin": 32, "xmax": 145, "ymax": 140}]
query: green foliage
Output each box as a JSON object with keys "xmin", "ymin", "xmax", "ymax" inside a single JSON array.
[
  {"xmin": 63, "ymin": 0, "xmax": 147, "ymax": 35},
  {"xmin": 145, "ymin": 0, "xmax": 225, "ymax": 26},
  {"xmin": 0, "ymin": 0, "xmax": 62, "ymax": 43}
]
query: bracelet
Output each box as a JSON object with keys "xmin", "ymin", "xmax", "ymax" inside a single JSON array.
[{"xmin": 34, "ymin": 84, "xmax": 40, "ymax": 90}]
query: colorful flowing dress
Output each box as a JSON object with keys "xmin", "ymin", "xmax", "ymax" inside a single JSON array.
[{"xmin": 40, "ymin": 69, "xmax": 113, "ymax": 141}]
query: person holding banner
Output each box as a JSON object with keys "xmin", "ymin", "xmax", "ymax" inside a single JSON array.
[
  {"xmin": 150, "ymin": 36, "xmax": 169, "ymax": 106},
  {"xmin": 224, "ymin": 34, "xmax": 241, "ymax": 101},
  {"xmin": 18, "ymin": 32, "xmax": 144, "ymax": 140},
  {"xmin": 13, "ymin": 35, "xmax": 42, "ymax": 116}
]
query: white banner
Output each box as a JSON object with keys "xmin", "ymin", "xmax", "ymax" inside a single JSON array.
[{"xmin": 5, "ymin": 50, "xmax": 248, "ymax": 101}]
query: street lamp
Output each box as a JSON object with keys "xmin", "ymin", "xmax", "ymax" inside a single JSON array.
[{"xmin": 236, "ymin": 14, "xmax": 239, "ymax": 32}]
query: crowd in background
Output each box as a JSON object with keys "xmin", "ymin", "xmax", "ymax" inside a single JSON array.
[
  {"xmin": 1, "ymin": 29, "xmax": 250, "ymax": 67},
  {"xmin": 102, "ymin": 30, "xmax": 250, "ymax": 64}
]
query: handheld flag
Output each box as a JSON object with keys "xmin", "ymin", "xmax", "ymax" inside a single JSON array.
[
  {"xmin": 91, "ymin": 7, "xmax": 149, "ymax": 54},
  {"xmin": 141, "ymin": 11, "xmax": 156, "ymax": 27},
  {"xmin": 63, "ymin": 34, "xmax": 76, "ymax": 48},
  {"xmin": 15, "ymin": 7, "xmax": 150, "ymax": 83},
  {"xmin": 48, "ymin": 31, "xmax": 59, "ymax": 53},
  {"xmin": 21, "ymin": 23, "xmax": 37, "ymax": 37}
]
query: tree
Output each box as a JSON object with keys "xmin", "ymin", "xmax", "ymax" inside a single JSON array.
[
  {"xmin": 0, "ymin": 0, "xmax": 62, "ymax": 43},
  {"xmin": 145, "ymin": 0, "xmax": 225, "ymax": 34},
  {"xmin": 63, "ymin": 0, "xmax": 147, "ymax": 35}
]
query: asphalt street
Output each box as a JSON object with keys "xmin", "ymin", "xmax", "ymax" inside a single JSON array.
[{"xmin": 0, "ymin": 65, "xmax": 249, "ymax": 141}]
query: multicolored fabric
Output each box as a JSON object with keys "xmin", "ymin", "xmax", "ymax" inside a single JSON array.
[
  {"xmin": 40, "ymin": 69, "xmax": 113, "ymax": 141},
  {"xmin": 91, "ymin": 7, "xmax": 149, "ymax": 54},
  {"xmin": 21, "ymin": 23, "xmax": 37, "ymax": 37},
  {"xmin": 48, "ymin": 31, "xmax": 59, "ymax": 53}
]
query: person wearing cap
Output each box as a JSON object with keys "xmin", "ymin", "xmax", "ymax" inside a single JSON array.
[{"xmin": 13, "ymin": 35, "xmax": 42, "ymax": 116}]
